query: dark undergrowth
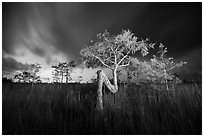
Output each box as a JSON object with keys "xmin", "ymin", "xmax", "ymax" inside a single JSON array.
[{"xmin": 2, "ymin": 80, "xmax": 202, "ymax": 135}]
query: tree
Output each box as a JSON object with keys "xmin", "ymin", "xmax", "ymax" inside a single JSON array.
[
  {"xmin": 52, "ymin": 61, "xmax": 76, "ymax": 83},
  {"xmin": 58, "ymin": 63, "xmax": 65, "ymax": 83},
  {"xmin": 63, "ymin": 61, "xmax": 76, "ymax": 83},
  {"xmin": 128, "ymin": 43, "xmax": 187, "ymax": 90},
  {"xmin": 30, "ymin": 63, "xmax": 41, "ymax": 83},
  {"xmin": 148, "ymin": 43, "xmax": 187, "ymax": 89},
  {"xmin": 51, "ymin": 65, "xmax": 61, "ymax": 83},
  {"xmin": 12, "ymin": 64, "xmax": 42, "ymax": 84},
  {"xmin": 52, "ymin": 63, "xmax": 65, "ymax": 83},
  {"xmin": 80, "ymin": 30, "xmax": 155, "ymax": 110},
  {"xmin": 13, "ymin": 71, "xmax": 32, "ymax": 83},
  {"xmin": 13, "ymin": 71, "xmax": 23, "ymax": 83}
]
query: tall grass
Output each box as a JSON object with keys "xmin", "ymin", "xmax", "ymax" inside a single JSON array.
[{"xmin": 2, "ymin": 80, "xmax": 202, "ymax": 135}]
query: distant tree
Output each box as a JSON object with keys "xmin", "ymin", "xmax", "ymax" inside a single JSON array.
[
  {"xmin": 13, "ymin": 72, "xmax": 23, "ymax": 83},
  {"xmin": 52, "ymin": 61, "xmax": 76, "ymax": 83},
  {"xmin": 80, "ymin": 30, "xmax": 155, "ymax": 110},
  {"xmin": 13, "ymin": 71, "xmax": 32, "ymax": 83},
  {"xmin": 30, "ymin": 63, "xmax": 41, "ymax": 83},
  {"xmin": 12, "ymin": 63, "xmax": 42, "ymax": 84},
  {"xmin": 63, "ymin": 61, "xmax": 76, "ymax": 83},
  {"xmin": 58, "ymin": 63, "xmax": 65, "ymax": 83},
  {"xmin": 51, "ymin": 65, "xmax": 61, "ymax": 83}
]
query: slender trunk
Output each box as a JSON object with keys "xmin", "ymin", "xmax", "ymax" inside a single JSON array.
[
  {"xmin": 66, "ymin": 69, "xmax": 68, "ymax": 83},
  {"xmin": 61, "ymin": 71, "xmax": 63, "ymax": 83},
  {"xmin": 96, "ymin": 69, "xmax": 118, "ymax": 111}
]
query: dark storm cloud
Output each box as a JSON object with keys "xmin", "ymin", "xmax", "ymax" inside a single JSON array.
[{"xmin": 2, "ymin": 56, "xmax": 31, "ymax": 76}]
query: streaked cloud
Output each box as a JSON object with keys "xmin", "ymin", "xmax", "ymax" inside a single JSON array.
[{"xmin": 2, "ymin": 56, "xmax": 31, "ymax": 77}]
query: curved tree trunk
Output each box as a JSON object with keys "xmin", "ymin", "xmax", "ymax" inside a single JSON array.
[{"xmin": 96, "ymin": 69, "xmax": 118, "ymax": 110}]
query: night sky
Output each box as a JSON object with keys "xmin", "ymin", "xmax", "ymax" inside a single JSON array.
[{"xmin": 2, "ymin": 2, "xmax": 202, "ymax": 82}]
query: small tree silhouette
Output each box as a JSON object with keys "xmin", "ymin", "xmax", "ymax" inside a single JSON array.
[
  {"xmin": 51, "ymin": 65, "xmax": 61, "ymax": 83},
  {"xmin": 63, "ymin": 61, "xmax": 76, "ymax": 83},
  {"xmin": 58, "ymin": 63, "xmax": 65, "ymax": 83},
  {"xmin": 13, "ymin": 72, "xmax": 23, "ymax": 83},
  {"xmin": 30, "ymin": 63, "xmax": 41, "ymax": 83},
  {"xmin": 13, "ymin": 71, "xmax": 32, "ymax": 83}
]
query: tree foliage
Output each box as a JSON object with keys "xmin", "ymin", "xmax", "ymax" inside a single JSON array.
[
  {"xmin": 51, "ymin": 65, "xmax": 61, "ymax": 83},
  {"xmin": 80, "ymin": 29, "xmax": 155, "ymax": 110},
  {"xmin": 80, "ymin": 30, "xmax": 155, "ymax": 69},
  {"xmin": 79, "ymin": 29, "xmax": 187, "ymax": 110},
  {"xmin": 51, "ymin": 61, "xmax": 76, "ymax": 83},
  {"xmin": 13, "ymin": 63, "xmax": 42, "ymax": 83},
  {"xmin": 13, "ymin": 71, "xmax": 41, "ymax": 83},
  {"xmin": 128, "ymin": 43, "xmax": 187, "ymax": 85},
  {"xmin": 30, "ymin": 63, "xmax": 41, "ymax": 83}
]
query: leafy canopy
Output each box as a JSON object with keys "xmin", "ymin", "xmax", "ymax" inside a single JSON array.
[
  {"xmin": 80, "ymin": 30, "xmax": 155, "ymax": 69},
  {"xmin": 128, "ymin": 43, "xmax": 187, "ymax": 83}
]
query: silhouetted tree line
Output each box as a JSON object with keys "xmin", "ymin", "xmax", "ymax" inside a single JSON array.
[
  {"xmin": 13, "ymin": 63, "xmax": 42, "ymax": 83},
  {"xmin": 51, "ymin": 61, "xmax": 76, "ymax": 83},
  {"xmin": 12, "ymin": 61, "xmax": 77, "ymax": 83}
]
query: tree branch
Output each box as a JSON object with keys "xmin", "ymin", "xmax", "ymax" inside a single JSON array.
[
  {"xmin": 102, "ymin": 55, "xmax": 115, "ymax": 65},
  {"xmin": 108, "ymin": 60, "xmax": 115, "ymax": 64},
  {"xmin": 117, "ymin": 51, "xmax": 130, "ymax": 66},
  {"xmin": 117, "ymin": 55, "xmax": 128, "ymax": 66},
  {"xmin": 119, "ymin": 61, "xmax": 130, "ymax": 67},
  {"xmin": 110, "ymin": 46, "xmax": 114, "ymax": 52},
  {"xmin": 115, "ymin": 43, "xmax": 121, "ymax": 52},
  {"xmin": 90, "ymin": 52, "xmax": 111, "ymax": 69},
  {"xmin": 117, "ymin": 46, "xmax": 126, "ymax": 54},
  {"xmin": 114, "ymin": 54, "xmax": 117, "ymax": 65}
]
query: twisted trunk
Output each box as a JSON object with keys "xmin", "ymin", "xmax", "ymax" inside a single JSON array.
[{"xmin": 96, "ymin": 68, "xmax": 118, "ymax": 110}]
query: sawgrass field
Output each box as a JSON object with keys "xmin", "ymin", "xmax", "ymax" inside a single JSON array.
[{"xmin": 2, "ymin": 79, "xmax": 202, "ymax": 135}]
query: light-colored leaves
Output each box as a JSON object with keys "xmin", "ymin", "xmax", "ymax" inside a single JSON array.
[
  {"xmin": 80, "ymin": 29, "xmax": 154, "ymax": 69},
  {"xmin": 127, "ymin": 44, "xmax": 187, "ymax": 84}
]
